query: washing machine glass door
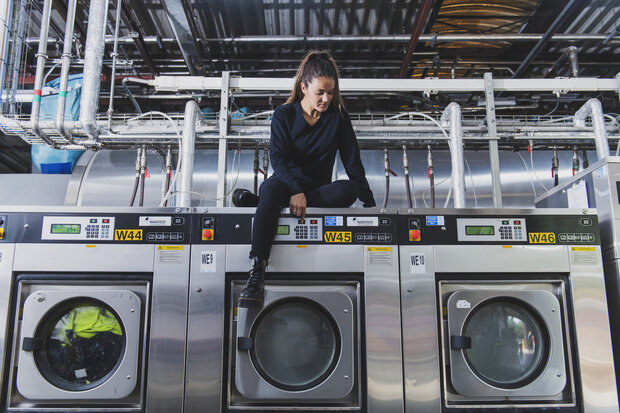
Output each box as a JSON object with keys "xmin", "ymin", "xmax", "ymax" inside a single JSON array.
[
  {"xmin": 462, "ymin": 300, "xmax": 546, "ymax": 388},
  {"xmin": 251, "ymin": 299, "xmax": 340, "ymax": 391},
  {"xmin": 34, "ymin": 300, "xmax": 125, "ymax": 391}
]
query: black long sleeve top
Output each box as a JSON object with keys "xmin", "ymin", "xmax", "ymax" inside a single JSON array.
[{"xmin": 270, "ymin": 100, "xmax": 376, "ymax": 207}]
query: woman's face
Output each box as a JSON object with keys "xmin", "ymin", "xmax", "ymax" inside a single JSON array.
[{"xmin": 301, "ymin": 76, "xmax": 336, "ymax": 113}]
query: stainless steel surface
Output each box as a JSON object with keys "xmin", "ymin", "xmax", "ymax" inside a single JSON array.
[
  {"xmin": 0, "ymin": 243, "xmax": 15, "ymax": 401},
  {"xmin": 216, "ymin": 72, "xmax": 231, "ymax": 207},
  {"xmin": 0, "ymin": 174, "xmax": 71, "ymax": 206},
  {"xmin": 399, "ymin": 245, "xmax": 441, "ymax": 412},
  {"xmin": 574, "ymin": 98, "xmax": 610, "ymax": 159},
  {"xmin": 79, "ymin": 0, "xmax": 108, "ymax": 142},
  {"xmin": 145, "ymin": 245, "xmax": 190, "ymax": 413},
  {"xmin": 440, "ymin": 102, "xmax": 465, "ymax": 208},
  {"xmin": 184, "ymin": 244, "xmax": 226, "ymax": 413},
  {"xmin": 179, "ymin": 100, "xmax": 199, "ymax": 207}
]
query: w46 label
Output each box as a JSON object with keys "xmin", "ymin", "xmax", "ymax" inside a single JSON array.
[
  {"xmin": 324, "ymin": 231, "xmax": 352, "ymax": 243},
  {"xmin": 528, "ymin": 232, "xmax": 556, "ymax": 244},
  {"xmin": 114, "ymin": 229, "xmax": 143, "ymax": 241}
]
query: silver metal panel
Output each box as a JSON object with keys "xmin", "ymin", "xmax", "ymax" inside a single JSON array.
[
  {"xmin": 184, "ymin": 244, "xmax": 226, "ymax": 413},
  {"xmin": 364, "ymin": 245, "xmax": 404, "ymax": 413},
  {"xmin": 16, "ymin": 289, "xmax": 141, "ymax": 399},
  {"xmin": 568, "ymin": 245, "xmax": 619, "ymax": 413},
  {"xmin": 435, "ymin": 244, "xmax": 569, "ymax": 273},
  {"xmin": 0, "ymin": 243, "xmax": 15, "ymax": 396},
  {"xmin": 145, "ymin": 245, "xmax": 191, "ymax": 413},
  {"xmin": 399, "ymin": 245, "xmax": 441, "ymax": 412},
  {"xmin": 13, "ymin": 244, "xmax": 155, "ymax": 272},
  {"xmin": 0, "ymin": 174, "xmax": 70, "ymax": 206},
  {"xmin": 227, "ymin": 244, "xmax": 364, "ymax": 273}
]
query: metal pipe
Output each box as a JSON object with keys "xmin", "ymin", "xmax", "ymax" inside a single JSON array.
[
  {"xmin": 262, "ymin": 148, "xmax": 269, "ymax": 181},
  {"xmin": 163, "ymin": 146, "xmax": 172, "ymax": 206},
  {"xmin": 0, "ymin": 0, "xmax": 13, "ymax": 111},
  {"xmin": 138, "ymin": 145, "xmax": 147, "ymax": 207},
  {"xmin": 440, "ymin": 102, "xmax": 466, "ymax": 208},
  {"xmin": 130, "ymin": 147, "xmax": 141, "ymax": 206},
  {"xmin": 552, "ymin": 146, "xmax": 559, "ymax": 186},
  {"xmin": 568, "ymin": 46, "xmax": 579, "ymax": 78},
  {"xmin": 382, "ymin": 148, "xmax": 390, "ymax": 209},
  {"xmin": 55, "ymin": 0, "xmax": 78, "ymax": 143},
  {"xmin": 30, "ymin": 0, "xmax": 55, "ymax": 146},
  {"xmin": 24, "ymin": 33, "xmax": 620, "ymax": 45},
  {"xmin": 398, "ymin": 0, "xmax": 434, "ymax": 78},
  {"xmin": 427, "ymin": 145, "xmax": 435, "ymax": 208},
  {"xmin": 572, "ymin": 147, "xmax": 579, "ymax": 175},
  {"xmin": 178, "ymin": 100, "xmax": 199, "ymax": 207},
  {"xmin": 80, "ymin": 0, "xmax": 109, "ymax": 141},
  {"xmin": 512, "ymin": 0, "xmax": 578, "ymax": 78},
  {"xmin": 574, "ymin": 98, "xmax": 609, "ymax": 159},
  {"xmin": 107, "ymin": 0, "xmax": 123, "ymax": 130},
  {"xmin": 121, "ymin": 77, "xmax": 149, "ymax": 113},
  {"xmin": 402, "ymin": 145, "xmax": 412, "ymax": 209},
  {"xmin": 253, "ymin": 148, "xmax": 260, "ymax": 194},
  {"xmin": 8, "ymin": 0, "xmax": 27, "ymax": 114}
]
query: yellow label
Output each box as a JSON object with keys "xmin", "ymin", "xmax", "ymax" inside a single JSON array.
[
  {"xmin": 502, "ymin": 245, "xmax": 512, "ymax": 248},
  {"xmin": 85, "ymin": 244, "xmax": 96, "ymax": 248},
  {"xmin": 367, "ymin": 247, "xmax": 392, "ymax": 252},
  {"xmin": 571, "ymin": 247, "xmax": 595, "ymax": 251},
  {"xmin": 114, "ymin": 229, "xmax": 143, "ymax": 241},
  {"xmin": 296, "ymin": 245, "xmax": 307, "ymax": 248},
  {"xmin": 528, "ymin": 232, "xmax": 556, "ymax": 244},
  {"xmin": 324, "ymin": 231, "xmax": 352, "ymax": 243},
  {"xmin": 157, "ymin": 245, "xmax": 183, "ymax": 250},
  {"xmin": 0, "ymin": 227, "xmax": 4, "ymax": 239}
]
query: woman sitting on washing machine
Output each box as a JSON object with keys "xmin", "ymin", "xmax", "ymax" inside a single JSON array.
[{"xmin": 232, "ymin": 50, "xmax": 376, "ymax": 308}]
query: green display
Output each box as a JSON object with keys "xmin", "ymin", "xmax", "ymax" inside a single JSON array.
[
  {"xmin": 51, "ymin": 224, "xmax": 81, "ymax": 234},
  {"xmin": 276, "ymin": 225, "xmax": 290, "ymax": 235},
  {"xmin": 465, "ymin": 225, "xmax": 495, "ymax": 236}
]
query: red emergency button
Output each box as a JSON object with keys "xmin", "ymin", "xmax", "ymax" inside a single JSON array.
[
  {"xmin": 202, "ymin": 229, "xmax": 214, "ymax": 241},
  {"xmin": 409, "ymin": 229, "xmax": 421, "ymax": 242}
]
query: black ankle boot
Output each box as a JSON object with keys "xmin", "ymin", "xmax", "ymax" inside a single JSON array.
[
  {"xmin": 232, "ymin": 188, "xmax": 260, "ymax": 207},
  {"xmin": 239, "ymin": 257, "xmax": 267, "ymax": 308}
]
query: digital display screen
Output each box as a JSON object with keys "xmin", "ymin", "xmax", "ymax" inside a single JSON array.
[
  {"xmin": 51, "ymin": 224, "xmax": 81, "ymax": 234},
  {"xmin": 276, "ymin": 225, "xmax": 290, "ymax": 235},
  {"xmin": 465, "ymin": 225, "xmax": 495, "ymax": 236}
]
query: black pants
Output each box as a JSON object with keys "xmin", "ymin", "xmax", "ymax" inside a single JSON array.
[{"xmin": 250, "ymin": 177, "xmax": 359, "ymax": 260}]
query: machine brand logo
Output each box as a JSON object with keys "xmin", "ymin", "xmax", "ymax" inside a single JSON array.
[
  {"xmin": 114, "ymin": 229, "xmax": 143, "ymax": 241},
  {"xmin": 528, "ymin": 232, "xmax": 556, "ymax": 244},
  {"xmin": 324, "ymin": 231, "xmax": 352, "ymax": 243},
  {"xmin": 456, "ymin": 300, "xmax": 471, "ymax": 309}
]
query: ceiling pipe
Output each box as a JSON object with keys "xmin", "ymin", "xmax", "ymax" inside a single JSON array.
[
  {"xmin": 512, "ymin": 0, "xmax": 579, "ymax": 78},
  {"xmin": 30, "ymin": 0, "xmax": 56, "ymax": 147},
  {"xmin": 79, "ymin": 0, "xmax": 109, "ymax": 142},
  {"xmin": 440, "ymin": 102, "xmax": 465, "ymax": 208},
  {"xmin": 573, "ymin": 98, "xmax": 609, "ymax": 160},
  {"xmin": 160, "ymin": 0, "xmax": 202, "ymax": 75},
  {"xmin": 398, "ymin": 0, "xmax": 434, "ymax": 79},
  {"xmin": 119, "ymin": 1, "xmax": 158, "ymax": 75},
  {"xmin": 55, "ymin": 0, "xmax": 79, "ymax": 144},
  {"xmin": 23, "ymin": 33, "xmax": 620, "ymax": 45},
  {"xmin": 178, "ymin": 100, "xmax": 199, "ymax": 207}
]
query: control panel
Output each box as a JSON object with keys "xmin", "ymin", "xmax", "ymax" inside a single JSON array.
[
  {"xmin": 269, "ymin": 217, "xmax": 323, "ymax": 241},
  {"xmin": 457, "ymin": 218, "xmax": 526, "ymax": 242},
  {"xmin": 41, "ymin": 216, "xmax": 116, "ymax": 240}
]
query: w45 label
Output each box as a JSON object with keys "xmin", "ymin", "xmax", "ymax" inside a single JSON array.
[
  {"xmin": 528, "ymin": 232, "xmax": 556, "ymax": 244},
  {"xmin": 324, "ymin": 231, "xmax": 352, "ymax": 243}
]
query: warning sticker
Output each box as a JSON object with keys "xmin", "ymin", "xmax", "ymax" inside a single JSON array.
[
  {"xmin": 570, "ymin": 246, "xmax": 597, "ymax": 266},
  {"xmin": 367, "ymin": 247, "xmax": 392, "ymax": 264},
  {"xmin": 409, "ymin": 253, "xmax": 426, "ymax": 274},
  {"xmin": 158, "ymin": 249, "xmax": 183, "ymax": 264},
  {"xmin": 201, "ymin": 251, "xmax": 216, "ymax": 272}
]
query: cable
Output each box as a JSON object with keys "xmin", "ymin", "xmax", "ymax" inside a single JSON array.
[
  {"xmin": 542, "ymin": 94, "xmax": 561, "ymax": 116},
  {"xmin": 422, "ymin": 175, "xmax": 451, "ymax": 208},
  {"xmin": 529, "ymin": 144, "xmax": 549, "ymax": 192},
  {"xmin": 516, "ymin": 151, "xmax": 538, "ymax": 199},
  {"xmin": 463, "ymin": 155, "xmax": 478, "ymax": 207}
]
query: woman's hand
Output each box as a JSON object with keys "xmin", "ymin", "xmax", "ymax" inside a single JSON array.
[{"xmin": 289, "ymin": 193, "xmax": 307, "ymax": 222}]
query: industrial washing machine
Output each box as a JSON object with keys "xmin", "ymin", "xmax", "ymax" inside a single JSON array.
[
  {"xmin": 184, "ymin": 207, "xmax": 403, "ymax": 412},
  {"xmin": 398, "ymin": 208, "xmax": 618, "ymax": 412},
  {"xmin": 536, "ymin": 156, "xmax": 620, "ymax": 404},
  {"xmin": 0, "ymin": 207, "xmax": 191, "ymax": 412}
]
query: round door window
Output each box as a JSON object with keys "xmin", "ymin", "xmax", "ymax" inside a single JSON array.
[
  {"xmin": 33, "ymin": 300, "xmax": 126, "ymax": 391},
  {"xmin": 462, "ymin": 299, "xmax": 548, "ymax": 388},
  {"xmin": 251, "ymin": 299, "xmax": 340, "ymax": 391}
]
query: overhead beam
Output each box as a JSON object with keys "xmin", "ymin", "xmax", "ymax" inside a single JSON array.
[
  {"xmin": 398, "ymin": 0, "xmax": 435, "ymax": 78},
  {"xmin": 160, "ymin": 0, "xmax": 204, "ymax": 75},
  {"xmin": 120, "ymin": 0, "xmax": 158, "ymax": 75}
]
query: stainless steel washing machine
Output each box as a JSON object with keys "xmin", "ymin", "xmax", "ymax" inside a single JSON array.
[
  {"xmin": 184, "ymin": 208, "xmax": 403, "ymax": 412},
  {"xmin": 398, "ymin": 209, "xmax": 618, "ymax": 412},
  {"xmin": 0, "ymin": 207, "xmax": 191, "ymax": 412}
]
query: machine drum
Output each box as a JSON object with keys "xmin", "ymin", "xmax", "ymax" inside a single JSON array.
[
  {"xmin": 250, "ymin": 299, "xmax": 341, "ymax": 391},
  {"xmin": 33, "ymin": 301, "xmax": 125, "ymax": 391},
  {"xmin": 461, "ymin": 299, "xmax": 548, "ymax": 389}
]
